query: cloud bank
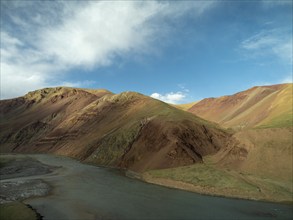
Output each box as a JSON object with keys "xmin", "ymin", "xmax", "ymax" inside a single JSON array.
[{"xmin": 0, "ymin": 1, "xmax": 215, "ymax": 99}]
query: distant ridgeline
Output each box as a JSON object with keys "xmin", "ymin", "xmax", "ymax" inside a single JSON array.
[{"xmin": 177, "ymin": 83, "xmax": 292, "ymax": 130}]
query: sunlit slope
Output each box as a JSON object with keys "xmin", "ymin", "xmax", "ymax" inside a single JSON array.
[
  {"xmin": 0, "ymin": 87, "xmax": 231, "ymax": 172},
  {"xmin": 188, "ymin": 84, "xmax": 292, "ymax": 129},
  {"xmin": 173, "ymin": 101, "xmax": 199, "ymax": 111},
  {"xmin": 256, "ymin": 84, "xmax": 292, "ymax": 128}
]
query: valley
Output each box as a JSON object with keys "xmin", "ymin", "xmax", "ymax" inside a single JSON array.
[
  {"xmin": 0, "ymin": 84, "xmax": 292, "ymax": 219},
  {"xmin": 1, "ymin": 1, "xmax": 292, "ymax": 219}
]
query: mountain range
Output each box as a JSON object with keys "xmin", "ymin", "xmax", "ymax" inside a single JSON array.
[
  {"xmin": 0, "ymin": 87, "xmax": 234, "ymax": 172},
  {"xmin": 0, "ymin": 83, "xmax": 292, "ymax": 202}
]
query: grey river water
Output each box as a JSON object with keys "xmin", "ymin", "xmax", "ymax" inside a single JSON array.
[{"xmin": 2, "ymin": 154, "xmax": 293, "ymax": 220}]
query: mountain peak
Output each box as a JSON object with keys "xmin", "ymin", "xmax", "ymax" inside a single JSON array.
[{"xmin": 23, "ymin": 87, "xmax": 112, "ymax": 103}]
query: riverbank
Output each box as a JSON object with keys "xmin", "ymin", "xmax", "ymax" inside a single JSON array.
[
  {"xmin": 92, "ymin": 155, "xmax": 293, "ymax": 204},
  {"xmin": 0, "ymin": 155, "xmax": 57, "ymax": 220},
  {"xmin": 2, "ymin": 154, "xmax": 292, "ymax": 204},
  {"xmin": 142, "ymin": 164, "xmax": 293, "ymax": 204},
  {"xmin": 1, "ymin": 154, "xmax": 292, "ymax": 220}
]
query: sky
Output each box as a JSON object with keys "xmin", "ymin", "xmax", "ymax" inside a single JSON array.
[{"xmin": 0, "ymin": 0, "xmax": 292, "ymax": 103}]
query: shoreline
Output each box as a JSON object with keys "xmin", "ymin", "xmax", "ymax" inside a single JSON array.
[
  {"xmin": 140, "ymin": 173, "xmax": 293, "ymax": 205},
  {"xmin": 1, "ymin": 153, "xmax": 292, "ymax": 206},
  {"xmin": 125, "ymin": 169, "xmax": 293, "ymax": 205}
]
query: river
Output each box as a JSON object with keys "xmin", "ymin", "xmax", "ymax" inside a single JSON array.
[{"xmin": 1, "ymin": 154, "xmax": 292, "ymax": 220}]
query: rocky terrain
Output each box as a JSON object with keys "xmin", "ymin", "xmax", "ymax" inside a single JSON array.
[
  {"xmin": 0, "ymin": 156, "xmax": 56, "ymax": 220},
  {"xmin": 0, "ymin": 156, "xmax": 55, "ymax": 204}
]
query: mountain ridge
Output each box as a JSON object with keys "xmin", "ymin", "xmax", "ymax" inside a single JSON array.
[
  {"xmin": 0, "ymin": 84, "xmax": 292, "ymax": 202},
  {"xmin": 0, "ymin": 86, "xmax": 234, "ymax": 172},
  {"xmin": 186, "ymin": 83, "xmax": 292, "ymax": 129}
]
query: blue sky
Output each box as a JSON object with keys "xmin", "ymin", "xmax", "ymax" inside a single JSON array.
[{"xmin": 1, "ymin": 0, "xmax": 292, "ymax": 103}]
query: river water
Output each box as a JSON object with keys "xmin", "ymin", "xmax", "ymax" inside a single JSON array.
[{"xmin": 2, "ymin": 154, "xmax": 292, "ymax": 220}]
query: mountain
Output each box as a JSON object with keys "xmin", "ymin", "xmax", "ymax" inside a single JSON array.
[
  {"xmin": 187, "ymin": 83, "xmax": 292, "ymax": 129},
  {"xmin": 1, "ymin": 85, "xmax": 291, "ymax": 202},
  {"xmin": 145, "ymin": 84, "xmax": 292, "ymax": 202},
  {"xmin": 0, "ymin": 87, "xmax": 233, "ymax": 172}
]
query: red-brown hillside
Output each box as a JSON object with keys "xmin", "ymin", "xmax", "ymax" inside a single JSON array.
[
  {"xmin": 188, "ymin": 84, "xmax": 292, "ymax": 129},
  {"xmin": 0, "ymin": 87, "xmax": 234, "ymax": 172}
]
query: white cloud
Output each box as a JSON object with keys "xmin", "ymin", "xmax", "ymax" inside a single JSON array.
[
  {"xmin": 39, "ymin": 1, "xmax": 159, "ymax": 68},
  {"xmin": 241, "ymin": 29, "xmax": 292, "ymax": 64},
  {"xmin": 37, "ymin": 1, "xmax": 215, "ymax": 68},
  {"xmin": 1, "ymin": 1, "xmax": 215, "ymax": 99},
  {"xmin": 1, "ymin": 62, "xmax": 48, "ymax": 99},
  {"xmin": 0, "ymin": 32, "xmax": 53, "ymax": 99},
  {"xmin": 151, "ymin": 92, "xmax": 186, "ymax": 104}
]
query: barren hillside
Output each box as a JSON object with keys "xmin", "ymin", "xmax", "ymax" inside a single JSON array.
[{"xmin": 188, "ymin": 84, "xmax": 292, "ymax": 129}]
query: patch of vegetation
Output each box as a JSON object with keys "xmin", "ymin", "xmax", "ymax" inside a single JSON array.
[
  {"xmin": 146, "ymin": 160, "xmax": 293, "ymax": 202},
  {"xmin": 88, "ymin": 122, "xmax": 142, "ymax": 165},
  {"xmin": 147, "ymin": 164, "xmax": 258, "ymax": 192},
  {"xmin": 256, "ymin": 112, "xmax": 293, "ymax": 129},
  {"xmin": 0, "ymin": 202, "xmax": 38, "ymax": 220}
]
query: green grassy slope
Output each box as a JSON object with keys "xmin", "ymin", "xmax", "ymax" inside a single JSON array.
[{"xmin": 144, "ymin": 161, "xmax": 292, "ymax": 202}]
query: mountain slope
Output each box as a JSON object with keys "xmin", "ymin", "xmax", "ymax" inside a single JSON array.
[
  {"xmin": 187, "ymin": 83, "xmax": 292, "ymax": 129},
  {"xmin": 143, "ymin": 84, "xmax": 292, "ymax": 202},
  {"xmin": 0, "ymin": 87, "xmax": 233, "ymax": 172},
  {"xmin": 173, "ymin": 101, "xmax": 199, "ymax": 111}
]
